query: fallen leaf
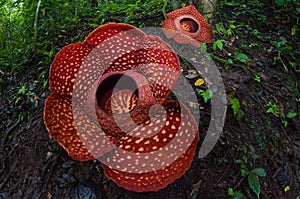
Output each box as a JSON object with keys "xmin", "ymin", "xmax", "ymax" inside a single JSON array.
[
  {"xmin": 194, "ymin": 78, "xmax": 205, "ymax": 86},
  {"xmin": 284, "ymin": 185, "xmax": 290, "ymax": 192}
]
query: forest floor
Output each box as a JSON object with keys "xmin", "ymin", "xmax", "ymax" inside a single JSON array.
[{"xmin": 1, "ymin": 2, "xmax": 300, "ymax": 199}]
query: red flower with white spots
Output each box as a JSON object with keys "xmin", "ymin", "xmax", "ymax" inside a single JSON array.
[
  {"xmin": 162, "ymin": 5, "xmax": 212, "ymax": 46},
  {"xmin": 44, "ymin": 23, "xmax": 199, "ymax": 192}
]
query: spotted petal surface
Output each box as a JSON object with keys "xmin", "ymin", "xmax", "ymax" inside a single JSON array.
[
  {"xmin": 44, "ymin": 23, "xmax": 199, "ymax": 192},
  {"xmin": 44, "ymin": 94, "xmax": 94, "ymax": 161},
  {"xmin": 101, "ymin": 101, "xmax": 199, "ymax": 192},
  {"xmin": 162, "ymin": 5, "xmax": 212, "ymax": 46}
]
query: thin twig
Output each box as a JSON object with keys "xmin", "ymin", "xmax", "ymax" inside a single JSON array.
[
  {"xmin": 188, "ymin": 179, "xmax": 202, "ymax": 199},
  {"xmin": 33, "ymin": 0, "xmax": 42, "ymax": 53},
  {"xmin": 162, "ymin": 0, "xmax": 169, "ymax": 19},
  {"xmin": 233, "ymin": 174, "xmax": 248, "ymax": 190},
  {"xmin": 42, "ymin": 149, "xmax": 62, "ymax": 185},
  {"xmin": 278, "ymin": 53, "xmax": 289, "ymax": 73}
]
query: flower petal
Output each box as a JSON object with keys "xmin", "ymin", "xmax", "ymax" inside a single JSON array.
[
  {"xmin": 44, "ymin": 94, "xmax": 94, "ymax": 161},
  {"xmin": 49, "ymin": 42, "xmax": 93, "ymax": 98},
  {"xmin": 162, "ymin": 18, "xmax": 177, "ymax": 38},
  {"xmin": 85, "ymin": 23, "xmax": 145, "ymax": 47},
  {"xmin": 162, "ymin": 5, "xmax": 212, "ymax": 46},
  {"xmin": 50, "ymin": 23, "xmax": 142, "ymax": 99},
  {"xmin": 44, "ymin": 93, "xmax": 119, "ymax": 160},
  {"xmin": 100, "ymin": 101, "xmax": 199, "ymax": 192},
  {"xmin": 166, "ymin": 5, "xmax": 209, "ymax": 27},
  {"xmin": 104, "ymin": 35, "xmax": 181, "ymax": 103},
  {"xmin": 44, "ymin": 23, "xmax": 199, "ymax": 193}
]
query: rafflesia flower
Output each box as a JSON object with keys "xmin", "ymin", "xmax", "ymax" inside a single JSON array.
[
  {"xmin": 162, "ymin": 5, "xmax": 212, "ymax": 46},
  {"xmin": 44, "ymin": 23, "xmax": 199, "ymax": 192}
]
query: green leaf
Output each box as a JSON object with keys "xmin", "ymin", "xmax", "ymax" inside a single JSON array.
[
  {"xmin": 242, "ymin": 155, "xmax": 248, "ymax": 163},
  {"xmin": 241, "ymin": 169, "xmax": 248, "ymax": 177},
  {"xmin": 213, "ymin": 40, "xmax": 224, "ymax": 51},
  {"xmin": 291, "ymin": 26, "xmax": 297, "ymax": 36},
  {"xmin": 248, "ymin": 172, "xmax": 261, "ymax": 198},
  {"xmin": 15, "ymin": 97, "xmax": 20, "ymax": 105},
  {"xmin": 228, "ymin": 187, "xmax": 234, "ymax": 196},
  {"xmin": 228, "ymin": 188, "xmax": 246, "ymax": 199},
  {"xmin": 200, "ymin": 43, "xmax": 207, "ymax": 51},
  {"xmin": 231, "ymin": 98, "xmax": 240, "ymax": 117},
  {"xmin": 275, "ymin": 0, "xmax": 284, "ymax": 6},
  {"xmin": 266, "ymin": 102, "xmax": 279, "ymax": 116},
  {"xmin": 249, "ymin": 152, "xmax": 262, "ymax": 159},
  {"xmin": 18, "ymin": 85, "xmax": 27, "ymax": 95},
  {"xmin": 227, "ymin": 58, "xmax": 233, "ymax": 64},
  {"xmin": 235, "ymin": 53, "xmax": 249, "ymax": 63},
  {"xmin": 203, "ymin": 89, "xmax": 213, "ymax": 103},
  {"xmin": 234, "ymin": 191, "xmax": 246, "ymax": 199},
  {"xmin": 8, "ymin": 134, "xmax": 14, "ymax": 140},
  {"xmin": 282, "ymin": 119, "xmax": 288, "ymax": 127},
  {"xmin": 229, "ymin": 24, "xmax": 236, "ymax": 29},
  {"xmin": 251, "ymin": 168, "xmax": 266, "ymax": 177},
  {"xmin": 253, "ymin": 75, "xmax": 261, "ymax": 83},
  {"xmin": 215, "ymin": 23, "xmax": 227, "ymax": 34},
  {"xmin": 224, "ymin": 2, "xmax": 241, "ymax": 6},
  {"xmin": 286, "ymin": 112, "xmax": 297, "ymax": 118},
  {"xmin": 198, "ymin": 89, "xmax": 213, "ymax": 103},
  {"xmin": 89, "ymin": 23, "xmax": 99, "ymax": 27}
]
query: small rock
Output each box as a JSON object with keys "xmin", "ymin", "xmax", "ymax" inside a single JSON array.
[
  {"xmin": 186, "ymin": 74, "xmax": 199, "ymax": 79},
  {"xmin": 69, "ymin": 183, "xmax": 97, "ymax": 199}
]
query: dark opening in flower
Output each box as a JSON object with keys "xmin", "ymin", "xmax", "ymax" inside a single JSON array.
[
  {"xmin": 96, "ymin": 74, "xmax": 138, "ymax": 115},
  {"xmin": 180, "ymin": 18, "xmax": 199, "ymax": 33}
]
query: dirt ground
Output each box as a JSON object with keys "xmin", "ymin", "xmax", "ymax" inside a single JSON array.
[{"xmin": 1, "ymin": 3, "xmax": 300, "ymax": 199}]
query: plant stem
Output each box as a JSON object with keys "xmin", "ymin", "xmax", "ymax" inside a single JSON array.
[{"xmin": 33, "ymin": 0, "xmax": 42, "ymax": 54}]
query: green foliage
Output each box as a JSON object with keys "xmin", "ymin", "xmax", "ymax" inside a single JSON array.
[
  {"xmin": 286, "ymin": 111, "xmax": 297, "ymax": 119},
  {"xmin": 266, "ymin": 102, "xmax": 280, "ymax": 116},
  {"xmin": 215, "ymin": 22, "xmax": 235, "ymax": 36},
  {"xmin": 197, "ymin": 89, "xmax": 213, "ymax": 103},
  {"xmin": 272, "ymin": 0, "xmax": 300, "ymax": 73},
  {"xmin": 231, "ymin": 98, "xmax": 240, "ymax": 116},
  {"xmin": 230, "ymin": 98, "xmax": 244, "ymax": 119},
  {"xmin": 232, "ymin": 143, "xmax": 266, "ymax": 199},
  {"xmin": 274, "ymin": 0, "xmax": 300, "ymax": 10},
  {"xmin": 248, "ymin": 172, "xmax": 260, "ymax": 198},
  {"xmin": 248, "ymin": 168, "xmax": 266, "ymax": 198},
  {"xmin": 253, "ymin": 75, "xmax": 261, "ymax": 83},
  {"xmin": 0, "ymin": 0, "xmax": 35, "ymax": 70},
  {"xmin": 281, "ymin": 119, "xmax": 288, "ymax": 127},
  {"xmin": 213, "ymin": 39, "xmax": 225, "ymax": 51},
  {"xmin": 0, "ymin": 0, "xmax": 166, "ymax": 73},
  {"xmin": 281, "ymin": 111, "xmax": 297, "ymax": 127},
  {"xmin": 234, "ymin": 53, "xmax": 250, "ymax": 64},
  {"xmin": 10, "ymin": 82, "xmax": 38, "ymax": 106},
  {"xmin": 217, "ymin": 0, "xmax": 300, "ymax": 73},
  {"xmin": 289, "ymin": 61, "xmax": 299, "ymax": 72},
  {"xmin": 200, "ymin": 43, "xmax": 207, "ymax": 51},
  {"xmin": 228, "ymin": 188, "xmax": 246, "ymax": 199}
]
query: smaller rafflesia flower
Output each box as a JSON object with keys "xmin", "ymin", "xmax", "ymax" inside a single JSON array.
[{"xmin": 162, "ymin": 5, "xmax": 212, "ymax": 47}]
